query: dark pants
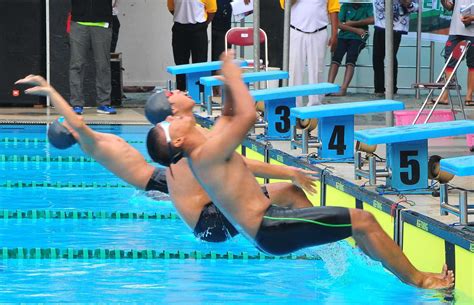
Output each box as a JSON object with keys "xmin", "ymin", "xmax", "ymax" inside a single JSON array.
[
  {"xmin": 69, "ymin": 22, "xmax": 112, "ymax": 107},
  {"xmin": 372, "ymin": 27, "xmax": 402, "ymax": 94},
  {"xmin": 212, "ymin": 26, "xmax": 230, "ymax": 61},
  {"xmin": 172, "ymin": 22, "xmax": 208, "ymax": 91},
  {"xmin": 110, "ymin": 15, "xmax": 120, "ymax": 53},
  {"xmin": 332, "ymin": 38, "xmax": 366, "ymax": 66}
]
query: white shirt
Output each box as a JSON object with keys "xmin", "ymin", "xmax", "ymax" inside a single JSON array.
[
  {"xmin": 290, "ymin": 0, "xmax": 340, "ymax": 32},
  {"xmin": 449, "ymin": 0, "xmax": 474, "ymax": 36},
  {"xmin": 169, "ymin": 0, "xmax": 217, "ymax": 24}
]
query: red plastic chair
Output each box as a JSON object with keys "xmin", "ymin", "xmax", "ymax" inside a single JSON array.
[{"xmin": 224, "ymin": 27, "xmax": 269, "ymax": 72}]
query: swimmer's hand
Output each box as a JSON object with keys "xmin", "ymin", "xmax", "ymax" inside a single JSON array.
[
  {"xmin": 290, "ymin": 167, "xmax": 318, "ymax": 195},
  {"xmin": 220, "ymin": 50, "xmax": 242, "ymax": 82},
  {"xmin": 15, "ymin": 75, "xmax": 53, "ymax": 96}
]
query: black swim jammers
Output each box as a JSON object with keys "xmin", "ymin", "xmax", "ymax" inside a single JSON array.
[
  {"xmin": 145, "ymin": 167, "xmax": 168, "ymax": 193},
  {"xmin": 193, "ymin": 202, "xmax": 240, "ymax": 242},
  {"xmin": 194, "ymin": 185, "xmax": 271, "ymax": 242},
  {"xmin": 255, "ymin": 205, "xmax": 353, "ymax": 255}
]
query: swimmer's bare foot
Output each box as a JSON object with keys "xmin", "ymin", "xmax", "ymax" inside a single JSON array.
[
  {"xmin": 419, "ymin": 264, "xmax": 454, "ymax": 289},
  {"xmin": 331, "ymin": 90, "xmax": 347, "ymax": 97},
  {"xmin": 326, "ymin": 89, "xmax": 347, "ymax": 97}
]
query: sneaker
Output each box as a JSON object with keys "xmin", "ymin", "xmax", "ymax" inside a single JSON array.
[
  {"xmin": 97, "ymin": 105, "xmax": 117, "ymax": 114},
  {"xmin": 73, "ymin": 106, "xmax": 83, "ymax": 115}
]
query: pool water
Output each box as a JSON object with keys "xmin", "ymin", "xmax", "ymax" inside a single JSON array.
[{"xmin": 0, "ymin": 125, "xmax": 464, "ymax": 303}]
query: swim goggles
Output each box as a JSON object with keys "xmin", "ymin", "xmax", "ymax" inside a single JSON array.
[{"xmin": 158, "ymin": 121, "xmax": 183, "ymax": 167}]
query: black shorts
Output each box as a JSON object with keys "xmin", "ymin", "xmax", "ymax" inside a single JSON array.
[
  {"xmin": 255, "ymin": 205, "xmax": 352, "ymax": 256},
  {"xmin": 331, "ymin": 38, "xmax": 366, "ymax": 66},
  {"xmin": 145, "ymin": 167, "xmax": 168, "ymax": 194},
  {"xmin": 194, "ymin": 185, "xmax": 270, "ymax": 242},
  {"xmin": 445, "ymin": 35, "xmax": 474, "ymax": 69}
]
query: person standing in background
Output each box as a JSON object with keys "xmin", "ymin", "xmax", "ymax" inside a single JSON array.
[
  {"xmin": 168, "ymin": 0, "xmax": 217, "ymax": 91},
  {"xmin": 212, "ymin": 0, "xmax": 233, "ymax": 63},
  {"xmin": 372, "ymin": 0, "xmax": 417, "ymax": 97},
  {"xmin": 281, "ymin": 0, "xmax": 340, "ymax": 107},
  {"xmin": 69, "ymin": 0, "xmax": 116, "ymax": 115},
  {"xmin": 436, "ymin": 0, "xmax": 474, "ymax": 106},
  {"xmin": 327, "ymin": 2, "xmax": 373, "ymax": 96},
  {"xmin": 111, "ymin": 0, "xmax": 120, "ymax": 53}
]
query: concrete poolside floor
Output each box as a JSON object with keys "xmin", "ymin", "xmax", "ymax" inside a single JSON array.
[{"xmin": 0, "ymin": 91, "xmax": 473, "ymax": 227}]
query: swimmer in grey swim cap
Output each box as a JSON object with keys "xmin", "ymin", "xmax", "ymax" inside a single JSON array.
[{"xmin": 47, "ymin": 117, "xmax": 77, "ymax": 149}]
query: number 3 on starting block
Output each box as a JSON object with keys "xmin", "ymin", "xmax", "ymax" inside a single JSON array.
[{"xmin": 265, "ymin": 98, "xmax": 295, "ymax": 140}]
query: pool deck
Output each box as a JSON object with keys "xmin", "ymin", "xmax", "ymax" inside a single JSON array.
[{"xmin": 1, "ymin": 92, "xmax": 473, "ymax": 228}]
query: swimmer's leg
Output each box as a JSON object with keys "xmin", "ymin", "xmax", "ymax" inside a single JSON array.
[
  {"xmin": 264, "ymin": 182, "xmax": 313, "ymax": 209},
  {"xmin": 349, "ymin": 209, "xmax": 454, "ymax": 289}
]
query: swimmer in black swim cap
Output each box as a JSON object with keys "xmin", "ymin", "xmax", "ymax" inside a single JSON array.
[
  {"xmin": 16, "ymin": 73, "xmax": 318, "ymax": 245},
  {"xmin": 149, "ymin": 51, "xmax": 454, "ymax": 289},
  {"xmin": 145, "ymin": 89, "xmax": 195, "ymax": 167}
]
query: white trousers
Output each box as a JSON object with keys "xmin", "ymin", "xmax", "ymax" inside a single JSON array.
[{"xmin": 289, "ymin": 28, "xmax": 328, "ymax": 107}]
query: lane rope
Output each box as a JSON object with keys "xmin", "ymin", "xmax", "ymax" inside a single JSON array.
[
  {"xmin": 0, "ymin": 155, "xmax": 153, "ymax": 163},
  {"xmin": 0, "ymin": 247, "xmax": 321, "ymax": 260},
  {"xmin": 0, "ymin": 137, "xmax": 145, "ymax": 144},
  {"xmin": 0, "ymin": 181, "xmax": 132, "ymax": 188},
  {"xmin": 0, "ymin": 210, "xmax": 178, "ymax": 220}
]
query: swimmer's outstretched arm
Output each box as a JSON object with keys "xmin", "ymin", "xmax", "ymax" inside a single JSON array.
[
  {"xmin": 243, "ymin": 157, "xmax": 318, "ymax": 194},
  {"xmin": 199, "ymin": 51, "xmax": 256, "ymax": 162},
  {"xmin": 15, "ymin": 75, "xmax": 96, "ymax": 146}
]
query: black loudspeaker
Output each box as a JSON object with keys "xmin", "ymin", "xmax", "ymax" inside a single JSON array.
[{"xmin": 0, "ymin": 0, "xmax": 46, "ymax": 106}]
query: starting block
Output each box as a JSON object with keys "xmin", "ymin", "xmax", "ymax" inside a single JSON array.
[
  {"xmin": 249, "ymin": 83, "xmax": 339, "ymax": 140},
  {"xmin": 290, "ymin": 100, "xmax": 404, "ymax": 160},
  {"xmin": 199, "ymin": 70, "xmax": 289, "ymax": 115},
  {"xmin": 439, "ymin": 155, "xmax": 474, "ymax": 225},
  {"xmin": 167, "ymin": 60, "xmax": 248, "ymax": 103},
  {"xmin": 354, "ymin": 120, "xmax": 474, "ymax": 191}
]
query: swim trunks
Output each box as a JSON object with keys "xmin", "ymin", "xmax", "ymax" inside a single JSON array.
[
  {"xmin": 145, "ymin": 167, "xmax": 168, "ymax": 193},
  {"xmin": 255, "ymin": 205, "xmax": 352, "ymax": 255},
  {"xmin": 194, "ymin": 185, "xmax": 270, "ymax": 242}
]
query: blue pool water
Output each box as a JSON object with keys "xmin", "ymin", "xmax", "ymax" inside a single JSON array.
[{"xmin": 0, "ymin": 124, "xmax": 464, "ymax": 303}]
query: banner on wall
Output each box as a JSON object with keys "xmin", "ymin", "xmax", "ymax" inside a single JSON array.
[{"xmin": 408, "ymin": 0, "xmax": 452, "ymax": 35}]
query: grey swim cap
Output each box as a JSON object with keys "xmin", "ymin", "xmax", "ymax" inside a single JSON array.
[
  {"xmin": 145, "ymin": 90, "xmax": 172, "ymax": 125},
  {"xmin": 47, "ymin": 117, "xmax": 77, "ymax": 149}
]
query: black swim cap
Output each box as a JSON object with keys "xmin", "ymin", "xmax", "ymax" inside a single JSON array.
[
  {"xmin": 145, "ymin": 91, "xmax": 172, "ymax": 125},
  {"xmin": 47, "ymin": 118, "xmax": 77, "ymax": 149},
  {"xmin": 146, "ymin": 125, "xmax": 183, "ymax": 167}
]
